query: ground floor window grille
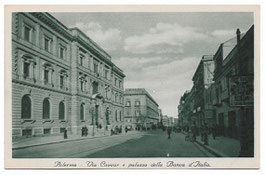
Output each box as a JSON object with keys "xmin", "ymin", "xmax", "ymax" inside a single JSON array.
[
  {"xmin": 22, "ymin": 129, "xmax": 32, "ymax": 136},
  {"xmin": 60, "ymin": 128, "xmax": 66, "ymax": 133},
  {"xmin": 43, "ymin": 128, "xmax": 51, "ymax": 134}
]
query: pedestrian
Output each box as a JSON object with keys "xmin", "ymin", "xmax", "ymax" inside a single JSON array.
[
  {"xmin": 84, "ymin": 126, "xmax": 88, "ymax": 136},
  {"xmin": 64, "ymin": 129, "xmax": 68, "ymax": 139},
  {"xmin": 211, "ymin": 123, "xmax": 217, "ymax": 140},
  {"xmin": 203, "ymin": 123, "xmax": 209, "ymax": 145},
  {"xmin": 111, "ymin": 128, "xmax": 113, "ymax": 136},
  {"xmin": 191, "ymin": 123, "xmax": 197, "ymax": 142},
  {"xmin": 200, "ymin": 125, "xmax": 204, "ymax": 142},
  {"xmin": 167, "ymin": 126, "xmax": 172, "ymax": 139},
  {"xmin": 81, "ymin": 127, "xmax": 84, "ymax": 137}
]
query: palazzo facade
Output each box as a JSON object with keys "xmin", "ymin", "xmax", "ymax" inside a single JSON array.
[{"xmin": 12, "ymin": 12, "xmax": 125, "ymax": 138}]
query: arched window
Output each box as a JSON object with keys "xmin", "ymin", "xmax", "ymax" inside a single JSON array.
[
  {"xmin": 80, "ymin": 103, "xmax": 85, "ymax": 120},
  {"xmin": 92, "ymin": 81, "xmax": 98, "ymax": 94},
  {"xmin": 115, "ymin": 110, "xmax": 118, "ymax": 122},
  {"xmin": 21, "ymin": 95, "xmax": 31, "ymax": 119},
  {"xmin": 43, "ymin": 98, "xmax": 50, "ymax": 119},
  {"xmin": 59, "ymin": 101, "xmax": 65, "ymax": 120}
]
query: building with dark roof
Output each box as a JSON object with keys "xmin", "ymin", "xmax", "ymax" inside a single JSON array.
[{"xmin": 124, "ymin": 88, "xmax": 159, "ymax": 130}]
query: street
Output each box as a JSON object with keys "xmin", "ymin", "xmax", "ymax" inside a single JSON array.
[{"xmin": 13, "ymin": 130, "xmax": 212, "ymax": 158}]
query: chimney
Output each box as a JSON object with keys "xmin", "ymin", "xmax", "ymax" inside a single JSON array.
[{"xmin": 236, "ymin": 28, "xmax": 241, "ymax": 44}]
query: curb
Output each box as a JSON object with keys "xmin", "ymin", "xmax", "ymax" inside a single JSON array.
[
  {"xmin": 181, "ymin": 132, "xmax": 227, "ymax": 157},
  {"xmin": 12, "ymin": 132, "xmax": 138, "ymax": 150},
  {"xmin": 194, "ymin": 140, "xmax": 228, "ymax": 157}
]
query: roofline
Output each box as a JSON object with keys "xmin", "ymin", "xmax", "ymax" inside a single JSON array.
[
  {"xmin": 192, "ymin": 55, "xmax": 214, "ymax": 81},
  {"xmin": 124, "ymin": 88, "xmax": 159, "ymax": 106},
  {"xmin": 70, "ymin": 27, "xmax": 112, "ymax": 59}
]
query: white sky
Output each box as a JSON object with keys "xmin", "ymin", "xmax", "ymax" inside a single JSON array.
[{"xmin": 51, "ymin": 12, "xmax": 253, "ymax": 118}]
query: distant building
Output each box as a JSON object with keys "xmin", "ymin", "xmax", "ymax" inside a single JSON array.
[
  {"xmin": 12, "ymin": 12, "xmax": 125, "ymax": 138},
  {"xmin": 177, "ymin": 90, "xmax": 193, "ymax": 131},
  {"xmin": 191, "ymin": 55, "xmax": 215, "ymax": 129},
  {"xmin": 162, "ymin": 115, "xmax": 169, "ymax": 127},
  {"xmin": 158, "ymin": 108, "xmax": 163, "ymax": 123},
  {"xmin": 177, "ymin": 55, "xmax": 215, "ymax": 133},
  {"xmin": 173, "ymin": 118, "xmax": 179, "ymax": 127},
  {"xmin": 124, "ymin": 88, "xmax": 159, "ymax": 130}
]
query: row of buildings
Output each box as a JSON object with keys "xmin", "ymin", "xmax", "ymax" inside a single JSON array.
[
  {"xmin": 177, "ymin": 25, "xmax": 254, "ymax": 145},
  {"xmin": 12, "ymin": 12, "xmax": 161, "ymax": 138}
]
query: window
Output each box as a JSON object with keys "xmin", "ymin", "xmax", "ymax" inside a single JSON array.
[
  {"xmin": 120, "ymin": 96, "xmax": 123, "ymax": 104},
  {"xmin": 24, "ymin": 25, "xmax": 31, "ymax": 42},
  {"xmin": 119, "ymin": 80, "xmax": 122, "ymax": 88},
  {"xmin": 80, "ymin": 81, "xmax": 84, "ymax": 92},
  {"xmin": 43, "ymin": 128, "xmax": 51, "ymax": 134},
  {"xmin": 59, "ymin": 46, "xmax": 65, "ymax": 59},
  {"xmin": 135, "ymin": 110, "xmax": 140, "ymax": 116},
  {"xmin": 60, "ymin": 128, "xmax": 66, "ymax": 133},
  {"xmin": 22, "ymin": 129, "xmax": 32, "ymax": 136},
  {"xmin": 21, "ymin": 95, "xmax": 31, "ymax": 119},
  {"xmin": 92, "ymin": 82, "xmax": 98, "ymax": 94},
  {"xmin": 115, "ymin": 110, "xmax": 118, "ymax": 122},
  {"xmin": 60, "ymin": 75, "xmax": 64, "ymax": 88},
  {"xmin": 59, "ymin": 101, "xmax": 65, "ymax": 120},
  {"xmin": 42, "ymin": 98, "xmax": 50, "ymax": 119},
  {"xmin": 115, "ymin": 78, "xmax": 117, "ymax": 86},
  {"xmin": 126, "ymin": 101, "xmax": 131, "ymax": 107},
  {"xmin": 120, "ymin": 111, "xmax": 122, "ymax": 121},
  {"xmin": 23, "ymin": 62, "xmax": 30, "ymax": 78},
  {"xmin": 44, "ymin": 69, "xmax": 49, "ymax": 84},
  {"xmin": 44, "ymin": 37, "xmax": 50, "ymax": 52},
  {"xmin": 105, "ymin": 69, "xmax": 108, "ymax": 79},
  {"xmin": 80, "ymin": 54, "xmax": 84, "ymax": 66},
  {"xmin": 94, "ymin": 63, "xmax": 98, "ymax": 74},
  {"xmin": 135, "ymin": 101, "xmax": 141, "ymax": 106},
  {"xmin": 80, "ymin": 103, "xmax": 85, "ymax": 120}
]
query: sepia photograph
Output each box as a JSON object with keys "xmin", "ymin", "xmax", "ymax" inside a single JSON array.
[{"xmin": 4, "ymin": 5, "xmax": 260, "ymax": 168}]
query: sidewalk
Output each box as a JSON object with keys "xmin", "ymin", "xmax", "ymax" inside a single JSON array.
[
  {"xmin": 195, "ymin": 134, "xmax": 240, "ymax": 157},
  {"xmin": 13, "ymin": 131, "xmax": 140, "ymax": 150}
]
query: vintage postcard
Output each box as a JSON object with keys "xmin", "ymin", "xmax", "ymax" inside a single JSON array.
[{"xmin": 4, "ymin": 5, "xmax": 260, "ymax": 169}]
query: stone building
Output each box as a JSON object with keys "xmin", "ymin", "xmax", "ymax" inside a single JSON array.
[
  {"xmin": 178, "ymin": 89, "xmax": 196, "ymax": 131},
  {"xmin": 12, "ymin": 12, "xmax": 125, "ymax": 138},
  {"xmin": 124, "ymin": 88, "xmax": 159, "ymax": 130},
  {"xmin": 178, "ymin": 55, "xmax": 215, "ymax": 133},
  {"xmin": 212, "ymin": 25, "xmax": 254, "ymax": 141},
  {"xmin": 191, "ymin": 55, "xmax": 215, "ymax": 129}
]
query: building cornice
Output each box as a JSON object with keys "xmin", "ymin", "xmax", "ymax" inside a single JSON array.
[{"xmin": 30, "ymin": 13, "xmax": 73, "ymax": 41}]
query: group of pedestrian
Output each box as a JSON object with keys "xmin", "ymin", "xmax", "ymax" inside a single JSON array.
[
  {"xmin": 190, "ymin": 123, "xmax": 217, "ymax": 145},
  {"xmin": 81, "ymin": 126, "xmax": 88, "ymax": 137},
  {"xmin": 172, "ymin": 122, "xmax": 218, "ymax": 145}
]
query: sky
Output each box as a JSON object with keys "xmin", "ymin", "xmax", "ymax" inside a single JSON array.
[{"xmin": 51, "ymin": 12, "xmax": 253, "ymax": 118}]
